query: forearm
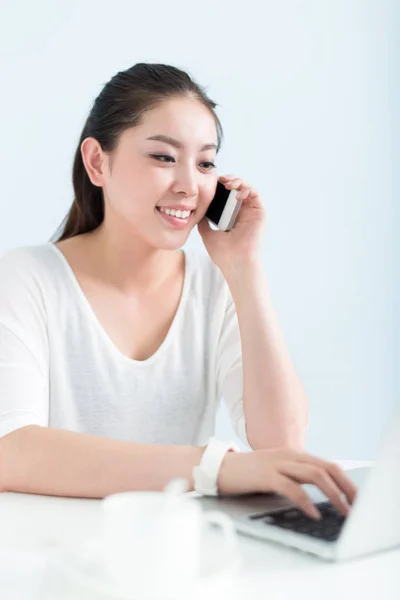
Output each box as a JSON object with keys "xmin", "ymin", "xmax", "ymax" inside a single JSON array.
[
  {"xmin": 0, "ymin": 425, "xmax": 204, "ymax": 498},
  {"xmin": 224, "ymin": 260, "xmax": 309, "ymax": 451}
]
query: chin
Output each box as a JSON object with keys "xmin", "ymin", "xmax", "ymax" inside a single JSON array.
[{"xmin": 150, "ymin": 232, "xmax": 191, "ymax": 252}]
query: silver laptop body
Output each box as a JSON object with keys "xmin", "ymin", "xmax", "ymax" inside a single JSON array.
[{"xmin": 195, "ymin": 407, "xmax": 400, "ymax": 561}]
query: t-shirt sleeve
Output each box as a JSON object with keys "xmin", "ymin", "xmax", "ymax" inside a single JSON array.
[
  {"xmin": 216, "ymin": 286, "xmax": 250, "ymax": 447},
  {"xmin": 0, "ymin": 249, "xmax": 49, "ymax": 438}
]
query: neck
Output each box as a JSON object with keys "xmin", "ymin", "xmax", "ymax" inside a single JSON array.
[{"xmin": 80, "ymin": 219, "xmax": 181, "ymax": 295}]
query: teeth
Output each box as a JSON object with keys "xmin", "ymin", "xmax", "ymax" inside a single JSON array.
[{"xmin": 159, "ymin": 208, "xmax": 192, "ymax": 219}]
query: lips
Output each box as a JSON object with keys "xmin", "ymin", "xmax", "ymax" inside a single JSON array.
[{"xmin": 156, "ymin": 207, "xmax": 194, "ymax": 229}]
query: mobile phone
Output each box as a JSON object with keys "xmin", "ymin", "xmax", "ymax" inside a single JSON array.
[{"xmin": 205, "ymin": 180, "xmax": 242, "ymax": 231}]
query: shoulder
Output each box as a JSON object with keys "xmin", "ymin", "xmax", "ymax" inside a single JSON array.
[
  {"xmin": 0, "ymin": 244, "xmax": 51, "ymax": 277},
  {"xmin": 185, "ymin": 247, "xmax": 230, "ymax": 302},
  {"xmin": 0, "ymin": 243, "xmax": 60, "ymax": 325},
  {"xmin": 0, "ymin": 243, "xmax": 60, "ymax": 285},
  {"xmin": 0, "ymin": 245, "xmax": 53, "ymax": 374}
]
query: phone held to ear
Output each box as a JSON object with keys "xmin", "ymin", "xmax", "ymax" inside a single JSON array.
[{"xmin": 205, "ymin": 180, "xmax": 242, "ymax": 231}]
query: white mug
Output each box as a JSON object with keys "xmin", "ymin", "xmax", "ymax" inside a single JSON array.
[{"xmin": 88, "ymin": 487, "xmax": 239, "ymax": 599}]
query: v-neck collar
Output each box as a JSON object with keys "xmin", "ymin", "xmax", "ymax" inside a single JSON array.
[{"xmin": 46, "ymin": 242, "xmax": 192, "ymax": 366}]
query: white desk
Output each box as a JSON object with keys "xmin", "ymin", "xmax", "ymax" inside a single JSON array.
[{"xmin": 0, "ymin": 460, "xmax": 398, "ymax": 600}]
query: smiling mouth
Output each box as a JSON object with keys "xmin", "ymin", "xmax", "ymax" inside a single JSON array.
[
  {"xmin": 155, "ymin": 207, "xmax": 195, "ymax": 219},
  {"xmin": 155, "ymin": 207, "xmax": 196, "ymax": 228}
]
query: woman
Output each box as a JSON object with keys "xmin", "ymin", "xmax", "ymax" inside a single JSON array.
[{"xmin": 0, "ymin": 63, "xmax": 356, "ymax": 520}]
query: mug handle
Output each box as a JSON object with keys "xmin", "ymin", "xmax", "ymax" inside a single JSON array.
[{"xmin": 202, "ymin": 510, "xmax": 240, "ymax": 570}]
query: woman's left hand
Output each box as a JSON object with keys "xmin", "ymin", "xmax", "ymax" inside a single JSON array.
[{"xmin": 197, "ymin": 174, "xmax": 267, "ymax": 273}]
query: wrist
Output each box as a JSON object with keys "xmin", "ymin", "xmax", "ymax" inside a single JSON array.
[
  {"xmin": 192, "ymin": 438, "xmax": 240, "ymax": 496},
  {"xmin": 222, "ymin": 258, "xmax": 265, "ymax": 289},
  {"xmin": 216, "ymin": 449, "xmax": 238, "ymax": 496}
]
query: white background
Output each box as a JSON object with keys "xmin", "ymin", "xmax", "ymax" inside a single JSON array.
[{"xmin": 0, "ymin": 0, "xmax": 398, "ymax": 460}]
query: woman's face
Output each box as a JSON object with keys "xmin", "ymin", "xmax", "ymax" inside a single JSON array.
[{"xmin": 98, "ymin": 95, "xmax": 219, "ymax": 250}]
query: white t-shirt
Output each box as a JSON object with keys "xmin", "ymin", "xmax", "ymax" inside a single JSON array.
[{"xmin": 0, "ymin": 243, "xmax": 249, "ymax": 447}]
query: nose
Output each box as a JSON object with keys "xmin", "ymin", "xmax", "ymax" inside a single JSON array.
[{"xmin": 171, "ymin": 171, "xmax": 199, "ymax": 198}]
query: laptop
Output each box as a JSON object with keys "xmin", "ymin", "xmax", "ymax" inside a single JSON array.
[{"xmin": 194, "ymin": 406, "xmax": 400, "ymax": 561}]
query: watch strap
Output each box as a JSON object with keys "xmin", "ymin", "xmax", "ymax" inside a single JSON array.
[{"xmin": 193, "ymin": 437, "xmax": 240, "ymax": 496}]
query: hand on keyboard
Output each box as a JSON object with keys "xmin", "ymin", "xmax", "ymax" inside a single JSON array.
[{"xmin": 218, "ymin": 447, "xmax": 358, "ymax": 520}]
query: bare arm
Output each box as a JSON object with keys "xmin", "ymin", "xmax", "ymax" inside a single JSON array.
[
  {"xmin": 0, "ymin": 425, "xmax": 358, "ymax": 520},
  {"xmin": 224, "ymin": 260, "xmax": 310, "ymax": 451},
  {"xmin": 0, "ymin": 425, "xmax": 204, "ymax": 498}
]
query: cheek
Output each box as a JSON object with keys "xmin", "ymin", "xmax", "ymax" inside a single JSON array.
[
  {"xmin": 107, "ymin": 168, "xmax": 150, "ymax": 215},
  {"xmin": 200, "ymin": 183, "xmax": 217, "ymax": 209}
]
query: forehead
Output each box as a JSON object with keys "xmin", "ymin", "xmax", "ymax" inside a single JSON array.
[{"xmin": 122, "ymin": 96, "xmax": 218, "ymax": 148}]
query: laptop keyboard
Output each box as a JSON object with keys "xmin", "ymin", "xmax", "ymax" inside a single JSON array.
[{"xmin": 248, "ymin": 501, "xmax": 346, "ymax": 542}]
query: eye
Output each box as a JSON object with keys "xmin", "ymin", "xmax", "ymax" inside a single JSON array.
[
  {"xmin": 150, "ymin": 155, "xmax": 216, "ymax": 170},
  {"xmin": 201, "ymin": 161, "xmax": 216, "ymax": 170},
  {"xmin": 151, "ymin": 154, "xmax": 175, "ymax": 163}
]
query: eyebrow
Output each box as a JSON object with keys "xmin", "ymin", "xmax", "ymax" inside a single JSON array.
[{"xmin": 145, "ymin": 134, "xmax": 217, "ymax": 152}]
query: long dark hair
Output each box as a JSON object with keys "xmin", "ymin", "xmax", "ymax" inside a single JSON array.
[{"xmin": 53, "ymin": 63, "xmax": 224, "ymax": 242}]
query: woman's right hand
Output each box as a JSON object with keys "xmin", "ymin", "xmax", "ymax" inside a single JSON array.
[{"xmin": 217, "ymin": 447, "xmax": 358, "ymax": 520}]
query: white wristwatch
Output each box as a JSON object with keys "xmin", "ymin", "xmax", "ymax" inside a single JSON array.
[{"xmin": 193, "ymin": 437, "xmax": 240, "ymax": 496}]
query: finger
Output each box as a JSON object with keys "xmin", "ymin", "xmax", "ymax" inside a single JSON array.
[
  {"xmin": 236, "ymin": 187, "xmax": 251, "ymax": 201},
  {"xmin": 279, "ymin": 463, "xmax": 350, "ymax": 517},
  {"xmin": 219, "ymin": 174, "xmax": 236, "ymax": 181},
  {"xmin": 272, "ymin": 474, "xmax": 321, "ymax": 520},
  {"xmin": 325, "ymin": 462, "xmax": 358, "ymax": 505},
  {"xmin": 293, "ymin": 453, "xmax": 358, "ymax": 505},
  {"xmin": 219, "ymin": 175, "xmax": 263, "ymax": 207},
  {"xmin": 225, "ymin": 178, "xmax": 244, "ymax": 190}
]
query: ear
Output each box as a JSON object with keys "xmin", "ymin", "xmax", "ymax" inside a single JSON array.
[{"xmin": 80, "ymin": 137, "xmax": 108, "ymax": 187}]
